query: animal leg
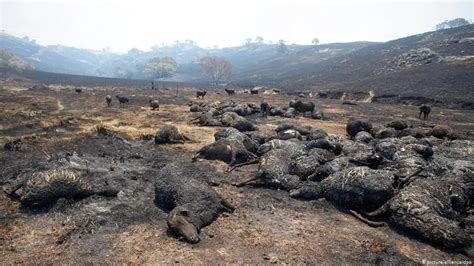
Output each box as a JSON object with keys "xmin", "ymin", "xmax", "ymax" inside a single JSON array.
[
  {"xmin": 234, "ymin": 176, "xmax": 260, "ymax": 187},
  {"xmin": 362, "ymin": 201, "xmax": 391, "ymax": 217},
  {"xmin": 220, "ymin": 198, "xmax": 236, "ymax": 212},
  {"xmin": 397, "ymin": 168, "xmax": 424, "ymax": 190},
  {"xmin": 349, "ymin": 210, "xmax": 387, "ymax": 227},
  {"xmin": 226, "ymin": 159, "xmax": 260, "ymax": 173}
]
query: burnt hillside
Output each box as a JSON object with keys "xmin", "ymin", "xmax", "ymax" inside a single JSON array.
[{"xmin": 240, "ymin": 25, "xmax": 474, "ymax": 104}]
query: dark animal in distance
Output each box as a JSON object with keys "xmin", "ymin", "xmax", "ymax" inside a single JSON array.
[
  {"xmin": 149, "ymin": 99, "xmax": 160, "ymax": 110},
  {"xmin": 196, "ymin": 90, "xmax": 207, "ymax": 99},
  {"xmin": 151, "ymin": 81, "xmax": 155, "ymax": 90},
  {"xmin": 250, "ymin": 88, "xmax": 259, "ymax": 95},
  {"xmin": 4, "ymin": 139, "xmax": 23, "ymax": 151},
  {"xmin": 289, "ymin": 99, "xmax": 297, "ymax": 108},
  {"xmin": 273, "ymin": 89, "xmax": 281, "ymax": 95},
  {"xmin": 116, "ymin": 95, "xmax": 129, "ymax": 107},
  {"xmin": 225, "ymin": 88, "xmax": 235, "ymax": 96},
  {"xmin": 419, "ymin": 105, "xmax": 431, "ymax": 120},
  {"xmin": 292, "ymin": 100, "xmax": 315, "ymax": 115},
  {"xmin": 105, "ymin": 95, "xmax": 112, "ymax": 107},
  {"xmin": 75, "ymin": 88, "xmax": 82, "ymax": 94},
  {"xmin": 260, "ymin": 101, "xmax": 269, "ymax": 117}
]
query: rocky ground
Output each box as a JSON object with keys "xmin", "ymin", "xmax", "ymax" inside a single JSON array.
[{"xmin": 0, "ymin": 80, "xmax": 473, "ymax": 264}]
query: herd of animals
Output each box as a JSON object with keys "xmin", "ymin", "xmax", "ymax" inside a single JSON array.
[
  {"xmin": 3, "ymin": 84, "xmax": 472, "ymax": 260},
  {"xmin": 93, "ymin": 86, "xmax": 431, "ymax": 122}
]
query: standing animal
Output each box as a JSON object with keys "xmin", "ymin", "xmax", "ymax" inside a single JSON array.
[
  {"xmin": 250, "ymin": 88, "xmax": 259, "ymax": 95},
  {"xmin": 260, "ymin": 101, "xmax": 269, "ymax": 117},
  {"xmin": 419, "ymin": 105, "xmax": 431, "ymax": 120},
  {"xmin": 149, "ymin": 99, "xmax": 160, "ymax": 110},
  {"xmin": 75, "ymin": 88, "xmax": 82, "ymax": 94},
  {"xmin": 225, "ymin": 88, "xmax": 235, "ymax": 96},
  {"xmin": 273, "ymin": 89, "xmax": 281, "ymax": 95},
  {"xmin": 105, "ymin": 95, "xmax": 112, "ymax": 107},
  {"xmin": 196, "ymin": 90, "xmax": 207, "ymax": 99},
  {"xmin": 293, "ymin": 100, "xmax": 315, "ymax": 116},
  {"xmin": 116, "ymin": 95, "xmax": 129, "ymax": 107}
]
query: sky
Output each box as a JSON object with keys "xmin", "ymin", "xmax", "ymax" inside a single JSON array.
[{"xmin": 1, "ymin": 0, "xmax": 473, "ymax": 53}]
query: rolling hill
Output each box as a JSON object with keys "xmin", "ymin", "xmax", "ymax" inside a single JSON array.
[
  {"xmin": 0, "ymin": 32, "xmax": 377, "ymax": 82},
  {"xmin": 1, "ymin": 25, "xmax": 473, "ymax": 106},
  {"xmin": 241, "ymin": 25, "xmax": 474, "ymax": 105}
]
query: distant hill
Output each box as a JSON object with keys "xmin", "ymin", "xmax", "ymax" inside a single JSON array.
[
  {"xmin": 0, "ymin": 48, "xmax": 34, "ymax": 71},
  {"xmin": 248, "ymin": 25, "xmax": 474, "ymax": 104},
  {"xmin": 0, "ymin": 33, "xmax": 377, "ymax": 82},
  {"xmin": 1, "ymin": 25, "xmax": 473, "ymax": 105},
  {"xmin": 0, "ymin": 34, "xmax": 111, "ymax": 76},
  {"xmin": 232, "ymin": 42, "xmax": 376, "ymax": 83}
]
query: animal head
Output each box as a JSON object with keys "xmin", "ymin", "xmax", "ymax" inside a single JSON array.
[
  {"xmin": 289, "ymin": 99, "xmax": 297, "ymax": 107},
  {"xmin": 167, "ymin": 207, "xmax": 199, "ymax": 243}
]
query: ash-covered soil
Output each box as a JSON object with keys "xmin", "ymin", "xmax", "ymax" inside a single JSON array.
[{"xmin": 1, "ymin": 80, "xmax": 473, "ymax": 264}]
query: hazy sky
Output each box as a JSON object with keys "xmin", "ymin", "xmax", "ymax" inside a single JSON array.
[{"xmin": 1, "ymin": 0, "xmax": 473, "ymax": 53}]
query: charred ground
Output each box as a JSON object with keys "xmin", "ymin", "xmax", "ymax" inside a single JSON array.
[{"xmin": 0, "ymin": 75, "xmax": 473, "ymax": 263}]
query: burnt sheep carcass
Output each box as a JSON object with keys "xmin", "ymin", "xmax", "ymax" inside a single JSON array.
[{"xmin": 154, "ymin": 162, "xmax": 234, "ymax": 243}]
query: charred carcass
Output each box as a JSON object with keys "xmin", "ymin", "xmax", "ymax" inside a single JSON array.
[{"xmin": 154, "ymin": 162, "xmax": 234, "ymax": 243}]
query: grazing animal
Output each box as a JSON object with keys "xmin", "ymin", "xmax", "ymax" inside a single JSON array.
[
  {"xmin": 260, "ymin": 101, "xmax": 269, "ymax": 117},
  {"xmin": 273, "ymin": 89, "xmax": 281, "ymax": 95},
  {"xmin": 196, "ymin": 90, "xmax": 207, "ymax": 99},
  {"xmin": 75, "ymin": 88, "xmax": 82, "ymax": 94},
  {"xmin": 225, "ymin": 88, "xmax": 235, "ymax": 96},
  {"xmin": 419, "ymin": 105, "xmax": 431, "ymax": 120},
  {"xmin": 293, "ymin": 100, "xmax": 315, "ymax": 116},
  {"xmin": 116, "ymin": 95, "xmax": 129, "ymax": 107},
  {"xmin": 105, "ymin": 95, "xmax": 112, "ymax": 107},
  {"xmin": 149, "ymin": 99, "xmax": 160, "ymax": 110},
  {"xmin": 250, "ymin": 88, "xmax": 259, "ymax": 95}
]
